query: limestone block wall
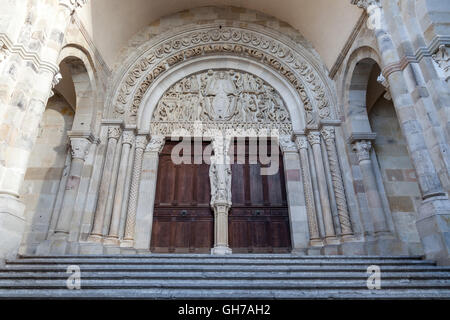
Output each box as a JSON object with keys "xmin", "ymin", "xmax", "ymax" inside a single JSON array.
[
  {"xmin": 19, "ymin": 94, "xmax": 74, "ymax": 254},
  {"xmin": 369, "ymin": 96, "xmax": 423, "ymax": 255}
]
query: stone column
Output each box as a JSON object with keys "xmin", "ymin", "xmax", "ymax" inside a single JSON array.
[
  {"xmin": 210, "ymin": 136, "xmax": 232, "ymax": 255},
  {"xmin": 88, "ymin": 125, "xmax": 122, "ymax": 242},
  {"xmin": 353, "ymin": 0, "xmax": 450, "ymax": 264},
  {"xmin": 320, "ymin": 125, "xmax": 353, "ymax": 238},
  {"xmin": 293, "ymin": 134, "xmax": 322, "ymax": 246},
  {"xmin": 104, "ymin": 130, "xmax": 134, "ymax": 245},
  {"xmin": 135, "ymin": 135, "xmax": 165, "ymax": 250},
  {"xmin": 54, "ymin": 133, "xmax": 93, "ymax": 236},
  {"xmin": 307, "ymin": 131, "xmax": 338, "ymax": 244},
  {"xmin": 352, "ymin": 139, "xmax": 391, "ymax": 237},
  {"xmin": 122, "ymin": 134, "xmax": 149, "ymax": 247}
]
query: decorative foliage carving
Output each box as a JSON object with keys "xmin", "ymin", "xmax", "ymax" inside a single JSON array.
[
  {"xmin": 146, "ymin": 135, "xmax": 165, "ymax": 153},
  {"xmin": 111, "ymin": 26, "xmax": 332, "ymax": 128},
  {"xmin": 108, "ymin": 126, "xmax": 122, "ymax": 140},
  {"xmin": 279, "ymin": 135, "xmax": 297, "ymax": 153},
  {"xmin": 352, "ymin": 140, "xmax": 372, "ymax": 162},
  {"xmin": 151, "ymin": 69, "xmax": 292, "ymax": 135},
  {"xmin": 122, "ymin": 131, "xmax": 135, "ymax": 145}
]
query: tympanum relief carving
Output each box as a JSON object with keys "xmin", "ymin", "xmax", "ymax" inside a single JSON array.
[{"xmin": 151, "ymin": 69, "xmax": 291, "ymax": 136}]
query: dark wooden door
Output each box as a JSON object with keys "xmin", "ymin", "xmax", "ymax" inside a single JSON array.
[
  {"xmin": 229, "ymin": 139, "xmax": 292, "ymax": 253},
  {"xmin": 151, "ymin": 141, "xmax": 213, "ymax": 253}
]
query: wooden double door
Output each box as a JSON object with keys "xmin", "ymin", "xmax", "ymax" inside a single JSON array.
[{"xmin": 150, "ymin": 139, "xmax": 292, "ymax": 253}]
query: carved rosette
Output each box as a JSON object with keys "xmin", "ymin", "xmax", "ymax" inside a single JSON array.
[
  {"xmin": 70, "ymin": 138, "xmax": 91, "ymax": 160},
  {"xmin": 146, "ymin": 135, "xmax": 165, "ymax": 153},
  {"xmin": 111, "ymin": 25, "xmax": 333, "ymax": 128},
  {"xmin": 321, "ymin": 127, "xmax": 353, "ymax": 236},
  {"xmin": 352, "ymin": 140, "xmax": 372, "ymax": 162}
]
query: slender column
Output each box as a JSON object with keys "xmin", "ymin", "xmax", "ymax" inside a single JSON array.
[
  {"xmin": 104, "ymin": 130, "xmax": 134, "ymax": 245},
  {"xmin": 321, "ymin": 126, "xmax": 353, "ymax": 237},
  {"xmin": 352, "ymin": 140, "xmax": 391, "ymax": 237},
  {"xmin": 307, "ymin": 131, "xmax": 338, "ymax": 243},
  {"xmin": 294, "ymin": 134, "xmax": 322, "ymax": 245},
  {"xmin": 88, "ymin": 126, "xmax": 121, "ymax": 241},
  {"xmin": 210, "ymin": 136, "xmax": 232, "ymax": 255},
  {"xmin": 122, "ymin": 134, "xmax": 149, "ymax": 247},
  {"xmin": 54, "ymin": 134, "xmax": 92, "ymax": 236}
]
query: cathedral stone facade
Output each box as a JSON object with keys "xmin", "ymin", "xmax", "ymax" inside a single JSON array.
[{"xmin": 1, "ymin": 0, "xmax": 450, "ymax": 267}]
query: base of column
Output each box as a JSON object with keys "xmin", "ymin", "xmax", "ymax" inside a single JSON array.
[
  {"xmin": 416, "ymin": 196, "xmax": 450, "ymax": 265},
  {"xmin": 324, "ymin": 236, "xmax": 340, "ymax": 245},
  {"xmin": 87, "ymin": 234, "xmax": 104, "ymax": 243},
  {"xmin": 0, "ymin": 194, "xmax": 26, "ymax": 261},
  {"xmin": 120, "ymin": 239, "xmax": 134, "ymax": 248},
  {"xmin": 211, "ymin": 245, "xmax": 232, "ymax": 255},
  {"xmin": 103, "ymin": 236, "xmax": 120, "ymax": 246}
]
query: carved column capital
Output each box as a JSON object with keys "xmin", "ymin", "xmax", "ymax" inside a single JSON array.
[
  {"xmin": 294, "ymin": 135, "xmax": 308, "ymax": 150},
  {"xmin": 351, "ymin": 0, "xmax": 381, "ymax": 10},
  {"xmin": 49, "ymin": 71, "xmax": 62, "ymax": 98},
  {"xmin": 321, "ymin": 127, "xmax": 335, "ymax": 142},
  {"xmin": 307, "ymin": 131, "xmax": 321, "ymax": 146},
  {"xmin": 69, "ymin": 137, "xmax": 91, "ymax": 160},
  {"xmin": 279, "ymin": 135, "xmax": 298, "ymax": 153},
  {"xmin": 352, "ymin": 140, "xmax": 373, "ymax": 162},
  {"xmin": 432, "ymin": 45, "xmax": 450, "ymax": 83},
  {"xmin": 108, "ymin": 126, "xmax": 122, "ymax": 140},
  {"xmin": 135, "ymin": 135, "xmax": 149, "ymax": 151},
  {"xmin": 59, "ymin": 0, "xmax": 87, "ymax": 15},
  {"xmin": 146, "ymin": 135, "xmax": 165, "ymax": 153},
  {"xmin": 122, "ymin": 130, "xmax": 135, "ymax": 145}
]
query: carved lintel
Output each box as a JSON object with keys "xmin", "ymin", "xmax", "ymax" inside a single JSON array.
[{"xmin": 432, "ymin": 45, "xmax": 450, "ymax": 83}]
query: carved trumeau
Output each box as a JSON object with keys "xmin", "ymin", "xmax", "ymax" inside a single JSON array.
[
  {"xmin": 209, "ymin": 137, "xmax": 232, "ymax": 207},
  {"xmin": 151, "ymin": 69, "xmax": 292, "ymax": 135}
]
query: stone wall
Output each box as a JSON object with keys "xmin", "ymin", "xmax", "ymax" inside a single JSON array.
[
  {"xmin": 369, "ymin": 96, "xmax": 423, "ymax": 255},
  {"xmin": 20, "ymin": 94, "xmax": 74, "ymax": 254}
]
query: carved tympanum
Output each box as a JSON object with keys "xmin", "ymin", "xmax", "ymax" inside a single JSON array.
[{"xmin": 151, "ymin": 69, "xmax": 291, "ymax": 135}]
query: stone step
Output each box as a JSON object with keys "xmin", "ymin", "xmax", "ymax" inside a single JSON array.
[
  {"xmin": 3, "ymin": 264, "xmax": 449, "ymax": 273},
  {"xmin": 0, "ymin": 279, "xmax": 449, "ymax": 289},
  {"xmin": 0, "ymin": 271, "xmax": 449, "ymax": 280},
  {"xmin": 5, "ymin": 258, "xmax": 436, "ymax": 266},
  {"xmin": 1, "ymin": 288, "xmax": 450, "ymax": 299},
  {"xmin": 17, "ymin": 254, "xmax": 425, "ymax": 260}
]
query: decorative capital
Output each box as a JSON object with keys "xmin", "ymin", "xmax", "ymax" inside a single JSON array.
[
  {"xmin": 321, "ymin": 127, "xmax": 335, "ymax": 142},
  {"xmin": 108, "ymin": 126, "xmax": 122, "ymax": 140},
  {"xmin": 352, "ymin": 140, "xmax": 372, "ymax": 162},
  {"xmin": 146, "ymin": 135, "xmax": 165, "ymax": 153},
  {"xmin": 307, "ymin": 131, "xmax": 321, "ymax": 146},
  {"xmin": 59, "ymin": 0, "xmax": 87, "ymax": 15},
  {"xmin": 432, "ymin": 45, "xmax": 450, "ymax": 83},
  {"xmin": 279, "ymin": 135, "xmax": 298, "ymax": 153},
  {"xmin": 135, "ymin": 135, "xmax": 149, "ymax": 150},
  {"xmin": 351, "ymin": 0, "xmax": 381, "ymax": 10},
  {"xmin": 294, "ymin": 135, "xmax": 309, "ymax": 150},
  {"xmin": 122, "ymin": 130, "xmax": 135, "ymax": 145},
  {"xmin": 70, "ymin": 137, "xmax": 91, "ymax": 160},
  {"xmin": 49, "ymin": 71, "xmax": 62, "ymax": 98},
  {"xmin": 377, "ymin": 73, "xmax": 392, "ymax": 100}
]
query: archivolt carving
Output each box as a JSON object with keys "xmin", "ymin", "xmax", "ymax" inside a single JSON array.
[
  {"xmin": 150, "ymin": 69, "xmax": 291, "ymax": 135},
  {"xmin": 111, "ymin": 26, "xmax": 332, "ymax": 127}
]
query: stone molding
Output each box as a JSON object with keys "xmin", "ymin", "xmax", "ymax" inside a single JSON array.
[{"xmin": 107, "ymin": 23, "xmax": 336, "ymax": 129}]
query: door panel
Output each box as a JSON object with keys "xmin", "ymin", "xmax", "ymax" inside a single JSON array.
[
  {"xmin": 229, "ymin": 139, "xmax": 292, "ymax": 253},
  {"xmin": 151, "ymin": 141, "xmax": 213, "ymax": 253}
]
